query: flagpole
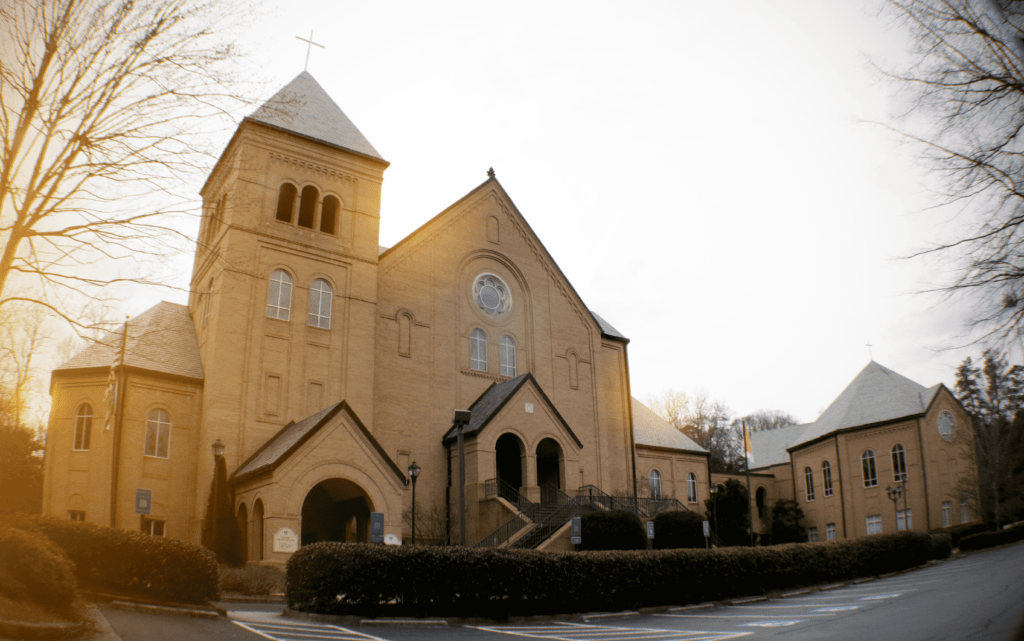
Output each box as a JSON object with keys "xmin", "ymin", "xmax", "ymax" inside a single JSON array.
[
  {"xmin": 743, "ymin": 418, "xmax": 754, "ymax": 547},
  {"xmin": 109, "ymin": 316, "xmax": 129, "ymax": 528}
]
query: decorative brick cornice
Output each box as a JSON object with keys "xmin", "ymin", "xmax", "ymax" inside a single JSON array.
[{"xmin": 269, "ymin": 152, "xmax": 356, "ymax": 183}]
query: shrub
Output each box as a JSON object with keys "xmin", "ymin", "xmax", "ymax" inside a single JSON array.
[
  {"xmin": 653, "ymin": 510, "xmax": 706, "ymax": 549},
  {"xmin": 959, "ymin": 522, "xmax": 1024, "ymax": 551},
  {"xmin": 0, "ymin": 528, "xmax": 76, "ymax": 607},
  {"xmin": 578, "ymin": 510, "xmax": 646, "ymax": 551},
  {"xmin": 0, "ymin": 515, "xmax": 219, "ymax": 604},
  {"xmin": 286, "ymin": 531, "xmax": 951, "ymax": 617},
  {"xmin": 930, "ymin": 521, "xmax": 987, "ymax": 548},
  {"xmin": 221, "ymin": 564, "xmax": 284, "ymax": 596}
]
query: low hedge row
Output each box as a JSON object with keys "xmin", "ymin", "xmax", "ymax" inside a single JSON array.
[
  {"xmin": 929, "ymin": 521, "xmax": 987, "ymax": 548},
  {"xmin": 653, "ymin": 510, "xmax": 705, "ymax": 549},
  {"xmin": 1, "ymin": 515, "xmax": 219, "ymax": 604},
  {"xmin": 578, "ymin": 510, "xmax": 646, "ymax": 551},
  {"xmin": 0, "ymin": 528, "xmax": 77, "ymax": 608},
  {"xmin": 959, "ymin": 523, "xmax": 1024, "ymax": 551},
  {"xmin": 286, "ymin": 531, "xmax": 950, "ymax": 617}
]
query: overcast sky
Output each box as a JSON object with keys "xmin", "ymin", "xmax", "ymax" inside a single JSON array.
[{"xmin": 129, "ymin": 0, "xmax": 990, "ymax": 424}]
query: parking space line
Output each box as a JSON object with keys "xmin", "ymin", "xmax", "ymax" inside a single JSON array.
[
  {"xmin": 719, "ymin": 603, "xmax": 862, "ymax": 609},
  {"xmin": 472, "ymin": 622, "xmax": 752, "ymax": 641},
  {"xmin": 656, "ymin": 614, "xmax": 834, "ymax": 619},
  {"xmin": 233, "ymin": 620, "xmax": 390, "ymax": 641}
]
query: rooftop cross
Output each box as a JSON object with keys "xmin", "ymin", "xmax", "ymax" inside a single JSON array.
[
  {"xmin": 295, "ymin": 30, "xmax": 324, "ymax": 71},
  {"xmin": 866, "ymin": 341, "xmax": 874, "ymax": 360}
]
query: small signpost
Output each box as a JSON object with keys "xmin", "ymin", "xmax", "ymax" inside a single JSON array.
[
  {"xmin": 135, "ymin": 489, "xmax": 152, "ymax": 515},
  {"xmin": 703, "ymin": 520, "xmax": 710, "ymax": 548},
  {"xmin": 647, "ymin": 520, "xmax": 655, "ymax": 540},
  {"xmin": 570, "ymin": 516, "xmax": 581, "ymax": 545},
  {"xmin": 370, "ymin": 512, "xmax": 385, "ymax": 544}
]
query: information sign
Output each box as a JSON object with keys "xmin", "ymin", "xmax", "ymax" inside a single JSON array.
[
  {"xmin": 370, "ymin": 512, "xmax": 385, "ymax": 544},
  {"xmin": 570, "ymin": 516, "xmax": 581, "ymax": 545},
  {"xmin": 273, "ymin": 527, "xmax": 298, "ymax": 553},
  {"xmin": 135, "ymin": 489, "xmax": 152, "ymax": 515},
  {"xmin": 703, "ymin": 520, "xmax": 710, "ymax": 537},
  {"xmin": 647, "ymin": 520, "xmax": 654, "ymax": 539}
]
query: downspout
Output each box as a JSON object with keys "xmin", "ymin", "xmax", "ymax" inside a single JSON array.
[
  {"xmin": 445, "ymin": 441, "xmax": 452, "ymax": 546},
  {"xmin": 623, "ymin": 344, "xmax": 638, "ymax": 503},
  {"xmin": 834, "ymin": 435, "xmax": 848, "ymax": 539}
]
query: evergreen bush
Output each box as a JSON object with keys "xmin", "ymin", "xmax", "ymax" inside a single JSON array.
[
  {"xmin": 578, "ymin": 510, "xmax": 646, "ymax": 551},
  {"xmin": 0, "ymin": 527, "xmax": 76, "ymax": 607},
  {"xmin": 653, "ymin": 510, "xmax": 705, "ymax": 549},
  {"xmin": 0, "ymin": 515, "xmax": 219, "ymax": 604},
  {"xmin": 958, "ymin": 522, "xmax": 1024, "ymax": 551},
  {"xmin": 929, "ymin": 521, "xmax": 987, "ymax": 548}
]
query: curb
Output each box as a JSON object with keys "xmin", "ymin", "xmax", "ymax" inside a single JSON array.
[
  {"xmin": 0, "ymin": 616, "xmax": 84, "ymax": 640},
  {"xmin": 109, "ymin": 600, "xmax": 220, "ymax": 620}
]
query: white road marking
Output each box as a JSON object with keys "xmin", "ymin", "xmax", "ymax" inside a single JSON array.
[
  {"xmin": 233, "ymin": 620, "xmax": 390, "ymax": 641},
  {"xmin": 656, "ymin": 614, "xmax": 834, "ymax": 619},
  {"xmin": 736, "ymin": 621, "xmax": 805, "ymax": 628},
  {"xmin": 471, "ymin": 622, "xmax": 752, "ymax": 641},
  {"xmin": 859, "ymin": 593, "xmax": 902, "ymax": 601},
  {"xmin": 810, "ymin": 606, "xmax": 860, "ymax": 613}
]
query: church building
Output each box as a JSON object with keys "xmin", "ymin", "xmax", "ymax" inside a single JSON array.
[{"xmin": 41, "ymin": 72, "xmax": 711, "ymax": 561}]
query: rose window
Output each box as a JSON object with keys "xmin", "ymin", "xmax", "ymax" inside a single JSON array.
[
  {"xmin": 473, "ymin": 274, "xmax": 511, "ymax": 316},
  {"xmin": 937, "ymin": 410, "xmax": 956, "ymax": 441}
]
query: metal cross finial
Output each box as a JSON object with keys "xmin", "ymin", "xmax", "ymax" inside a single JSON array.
[
  {"xmin": 487, "ymin": 167, "xmax": 495, "ymax": 178},
  {"xmin": 866, "ymin": 341, "xmax": 874, "ymax": 360},
  {"xmin": 296, "ymin": 30, "xmax": 324, "ymax": 71}
]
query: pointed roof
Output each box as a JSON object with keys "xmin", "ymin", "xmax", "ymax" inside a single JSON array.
[
  {"xmin": 53, "ymin": 302, "xmax": 203, "ymax": 382},
  {"xmin": 631, "ymin": 398, "xmax": 708, "ymax": 453},
  {"xmin": 749, "ymin": 423, "xmax": 807, "ymax": 468},
  {"xmin": 792, "ymin": 361, "xmax": 935, "ymax": 447},
  {"xmin": 246, "ymin": 71, "xmax": 385, "ymax": 162}
]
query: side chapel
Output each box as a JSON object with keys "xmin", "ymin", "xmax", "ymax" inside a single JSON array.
[{"xmin": 42, "ymin": 72, "xmax": 712, "ymax": 560}]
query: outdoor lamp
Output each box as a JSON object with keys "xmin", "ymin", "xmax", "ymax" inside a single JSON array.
[
  {"xmin": 212, "ymin": 438, "xmax": 225, "ymax": 459},
  {"xmin": 409, "ymin": 461, "xmax": 421, "ymax": 545}
]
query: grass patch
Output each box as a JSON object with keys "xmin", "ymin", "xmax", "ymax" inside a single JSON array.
[{"xmin": 220, "ymin": 564, "xmax": 284, "ymax": 596}]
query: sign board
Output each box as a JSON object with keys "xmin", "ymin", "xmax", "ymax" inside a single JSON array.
[
  {"xmin": 703, "ymin": 521, "xmax": 710, "ymax": 537},
  {"xmin": 273, "ymin": 527, "xmax": 299, "ymax": 553},
  {"xmin": 370, "ymin": 512, "xmax": 385, "ymax": 544},
  {"xmin": 647, "ymin": 520, "xmax": 655, "ymax": 539},
  {"xmin": 134, "ymin": 489, "xmax": 152, "ymax": 515},
  {"xmin": 570, "ymin": 516, "xmax": 581, "ymax": 545}
]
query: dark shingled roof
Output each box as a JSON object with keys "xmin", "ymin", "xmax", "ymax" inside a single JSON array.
[
  {"xmin": 632, "ymin": 398, "xmax": 707, "ymax": 453},
  {"xmin": 590, "ymin": 311, "xmax": 628, "ymax": 341},
  {"xmin": 232, "ymin": 400, "xmax": 406, "ymax": 484},
  {"xmin": 54, "ymin": 301, "xmax": 203, "ymax": 381},
  {"xmin": 246, "ymin": 71, "xmax": 384, "ymax": 161},
  {"xmin": 442, "ymin": 373, "xmax": 583, "ymax": 448}
]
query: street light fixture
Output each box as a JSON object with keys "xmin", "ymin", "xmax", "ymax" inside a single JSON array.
[
  {"xmin": 886, "ymin": 483, "xmax": 904, "ymax": 530},
  {"xmin": 408, "ymin": 461, "xmax": 421, "ymax": 545},
  {"xmin": 212, "ymin": 438, "xmax": 225, "ymax": 459},
  {"xmin": 210, "ymin": 439, "xmax": 225, "ymax": 557}
]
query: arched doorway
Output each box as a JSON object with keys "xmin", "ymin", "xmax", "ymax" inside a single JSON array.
[
  {"xmin": 301, "ymin": 478, "xmax": 374, "ymax": 546},
  {"xmin": 237, "ymin": 503, "xmax": 248, "ymax": 564},
  {"xmin": 495, "ymin": 433, "xmax": 525, "ymax": 501},
  {"xmin": 252, "ymin": 499, "xmax": 264, "ymax": 561},
  {"xmin": 755, "ymin": 487, "xmax": 767, "ymax": 519},
  {"xmin": 536, "ymin": 438, "xmax": 563, "ymax": 503}
]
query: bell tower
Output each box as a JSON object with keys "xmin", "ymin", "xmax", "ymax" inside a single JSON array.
[{"xmin": 187, "ymin": 72, "xmax": 389, "ymax": 521}]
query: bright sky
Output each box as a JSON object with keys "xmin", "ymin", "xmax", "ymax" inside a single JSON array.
[{"xmin": 129, "ymin": 0, "xmax": 990, "ymax": 424}]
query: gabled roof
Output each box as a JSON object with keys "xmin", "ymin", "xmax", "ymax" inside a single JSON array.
[
  {"xmin": 631, "ymin": 398, "xmax": 708, "ymax": 454},
  {"xmin": 245, "ymin": 71, "xmax": 385, "ymax": 162},
  {"xmin": 749, "ymin": 423, "xmax": 807, "ymax": 469},
  {"xmin": 791, "ymin": 361, "xmax": 935, "ymax": 448},
  {"xmin": 231, "ymin": 400, "xmax": 406, "ymax": 484},
  {"xmin": 53, "ymin": 302, "xmax": 203, "ymax": 382},
  {"xmin": 441, "ymin": 372, "xmax": 583, "ymax": 448}
]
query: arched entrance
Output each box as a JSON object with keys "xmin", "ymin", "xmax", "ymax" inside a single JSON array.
[
  {"xmin": 536, "ymin": 438, "xmax": 563, "ymax": 503},
  {"xmin": 495, "ymin": 433, "xmax": 525, "ymax": 501},
  {"xmin": 237, "ymin": 503, "xmax": 248, "ymax": 563},
  {"xmin": 301, "ymin": 478, "xmax": 374, "ymax": 545}
]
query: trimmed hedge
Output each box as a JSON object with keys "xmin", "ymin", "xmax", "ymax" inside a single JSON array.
[
  {"xmin": 1, "ymin": 515, "xmax": 219, "ymax": 604},
  {"xmin": 653, "ymin": 510, "xmax": 706, "ymax": 549},
  {"xmin": 929, "ymin": 521, "xmax": 987, "ymax": 548},
  {"xmin": 0, "ymin": 528, "xmax": 77, "ymax": 607},
  {"xmin": 578, "ymin": 510, "xmax": 646, "ymax": 551},
  {"xmin": 959, "ymin": 523, "xmax": 1024, "ymax": 551},
  {"xmin": 286, "ymin": 531, "xmax": 950, "ymax": 617}
]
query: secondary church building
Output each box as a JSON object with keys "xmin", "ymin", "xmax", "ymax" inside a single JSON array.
[{"xmin": 41, "ymin": 72, "xmax": 713, "ymax": 560}]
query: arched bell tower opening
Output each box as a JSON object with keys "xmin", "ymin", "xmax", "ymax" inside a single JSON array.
[
  {"xmin": 495, "ymin": 433, "xmax": 525, "ymax": 500},
  {"xmin": 301, "ymin": 478, "xmax": 374, "ymax": 545},
  {"xmin": 536, "ymin": 438, "xmax": 564, "ymax": 504}
]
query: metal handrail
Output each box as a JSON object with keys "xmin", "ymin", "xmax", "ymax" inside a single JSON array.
[
  {"xmin": 510, "ymin": 496, "xmax": 586, "ymax": 549},
  {"xmin": 473, "ymin": 511, "xmax": 531, "ymax": 548},
  {"xmin": 576, "ymin": 484, "xmax": 609, "ymax": 498},
  {"xmin": 484, "ymin": 477, "xmax": 533, "ymax": 512}
]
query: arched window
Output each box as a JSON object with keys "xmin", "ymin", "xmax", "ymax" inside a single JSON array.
[
  {"xmin": 203, "ymin": 278, "xmax": 213, "ymax": 328},
  {"xmin": 568, "ymin": 351, "xmax": 579, "ymax": 389},
  {"xmin": 822, "ymin": 460, "xmax": 833, "ymax": 497},
  {"xmin": 267, "ymin": 270, "xmax": 292, "ymax": 320},
  {"xmin": 500, "ymin": 335, "xmax": 516, "ymax": 377},
  {"xmin": 686, "ymin": 473, "xmax": 697, "ymax": 503},
  {"xmin": 298, "ymin": 185, "xmax": 318, "ymax": 228},
  {"xmin": 398, "ymin": 313, "xmax": 411, "ymax": 356},
  {"xmin": 891, "ymin": 444, "xmax": 908, "ymax": 482},
  {"xmin": 276, "ymin": 183, "xmax": 297, "ymax": 223},
  {"xmin": 470, "ymin": 328, "xmax": 487, "ymax": 371},
  {"xmin": 755, "ymin": 486, "xmax": 766, "ymax": 518},
  {"xmin": 308, "ymin": 279, "xmax": 332, "ymax": 329},
  {"xmin": 145, "ymin": 409, "xmax": 171, "ymax": 458},
  {"xmin": 804, "ymin": 466, "xmax": 815, "ymax": 501},
  {"xmin": 74, "ymin": 404, "xmax": 92, "ymax": 451},
  {"xmin": 321, "ymin": 196, "xmax": 339, "ymax": 234},
  {"xmin": 862, "ymin": 450, "xmax": 878, "ymax": 487},
  {"xmin": 649, "ymin": 470, "xmax": 662, "ymax": 499}
]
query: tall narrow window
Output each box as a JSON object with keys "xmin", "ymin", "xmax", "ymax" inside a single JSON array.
[
  {"xmin": 267, "ymin": 270, "xmax": 292, "ymax": 320},
  {"xmin": 822, "ymin": 460, "xmax": 833, "ymax": 497},
  {"xmin": 145, "ymin": 409, "xmax": 171, "ymax": 458},
  {"xmin": 756, "ymin": 487, "xmax": 766, "ymax": 518},
  {"xmin": 500, "ymin": 335, "xmax": 516, "ymax": 377},
  {"xmin": 276, "ymin": 184, "xmax": 297, "ymax": 223},
  {"xmin": 686, "ymin": 473, "xmax": 697, "ymax": 503},
  {"xmin": 808, "ymin": 526, "xmax": 818, "ymax": 542},
  {"xmin": 804, "ymin": 466, "xmax": 815, "ymax": 501},
  {"xmin": 203, "ymin": 278, "xmax": 213, "ymax": 328},
  {"xmin": 826, "ymin": 523, "xmax": 836, "ymax": 540},
  {"xmin": 897, "ymin": 509, "xmax": 912, "ymax": 531},
  {"xmin": 942, "ymin": 501, "xmax": 952, "ymax": 527},
  {"xmin": 862, "ymin": 450, "xmax": 878, "ymax": 487},
  {"xmin": 74, "ymin": 404, "xmax": 92, "ymax": 451},
  {"xmin": 891, "ymin": 444, "xmax": 908, "ymax": 482},
  {"xmin": 961, "ymin": 500, "xmax": 970, "ymax": 523},
  {"xmin": 321, "ymin": 196, "xmax": 339, "ymax": 234},
  {"xmin": 866, "ymin": 514, "xmax": 882, "ymax": 534},
  {"xmin": 398, "ymin": 313, "xmax": 411, "ymax": 356},
  {"xmin": 298, "ymin": 185, "xmax": 318, "ymax": 228},
  {"xmin": 470, "ymin": 328, "xmax": 487, "ymax": 371},
  {"xmin": 649, "ymin": 470, "xmax": 662, "ymax": 499},
  {"xmin": 568, "ymin": 351, "xmax": 579, "ymax": 389},
  {"xmin": 141, "ymin": 517, "xmax": 165, "ymax": 536},
  {"xmin": 308, "ymin": 279, "xmax": 332, "ymax": 329},
  {"xmin": 68, "ymin": 511, "xmax": 85, "ymax": 521}
]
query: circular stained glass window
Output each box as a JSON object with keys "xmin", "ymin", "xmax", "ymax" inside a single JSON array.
[
  {"xmin": 937, "ymin": 410, "xmax": 956, "ymax": 441},
  {"xmin": 473, "ymin": 273, "xmax": 511, "ymax": 316}
]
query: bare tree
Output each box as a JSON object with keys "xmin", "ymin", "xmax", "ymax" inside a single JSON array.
[
  {"xmin": 0, "ymin": 0, "xmax": 249, "ymax": 330},
  {"xmin": 738, "ymin": 409, "xmax": 801, "ymax": 433},
  {"xmin": 878, "ymin": 0, "xmax": 1024, "ymax": 343},
  {"xmin": 647, "ymin": 389, "xmax": 740, "ymax": 473},
  {"xmin": 0, "ymin": 305, "xmax": 45, "ymax": 430}
]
